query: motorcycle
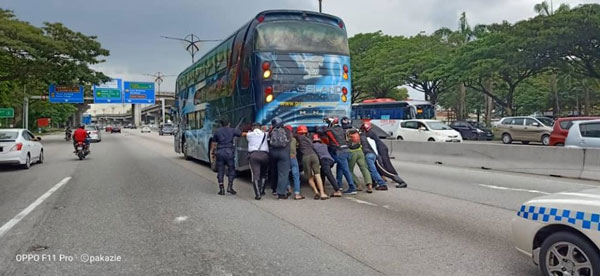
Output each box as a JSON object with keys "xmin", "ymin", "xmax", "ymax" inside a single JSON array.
[
  {"xmin": 75, "ymin": 141, "xmax": 89, "ymax": 160},
  {"xmin": 65, "ymin": 130, "xmax": 72, "ymax": 142}
]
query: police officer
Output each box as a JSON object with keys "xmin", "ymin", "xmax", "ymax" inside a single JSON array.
[{"xmin": 212, "ymin": 119, "xmax": 242, "ymax": 195}]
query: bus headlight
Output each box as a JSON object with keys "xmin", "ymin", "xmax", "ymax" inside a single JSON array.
[
  {"xmin": 341, "ymin": 95, "xmax": 347, "ymax": 102},
  {"xmin": 266, "ymin": 94, "xmax": 274, "ymax": 103}
]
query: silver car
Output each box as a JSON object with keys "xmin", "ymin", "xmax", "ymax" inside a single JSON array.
[
  {"xmin": 85, "ymin": 125, "xmax": 102, "ymax": 142},
  {"xmin": 565, "ymin": 119, "xmax": 600, "ymax": 148}
]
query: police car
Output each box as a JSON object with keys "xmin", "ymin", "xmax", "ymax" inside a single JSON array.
[{"xmin": 512, "ymin": 188, "xmax": 600, "ymax": 276}]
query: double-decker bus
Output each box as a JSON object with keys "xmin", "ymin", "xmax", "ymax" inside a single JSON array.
[
  {"xmin": 174, "ymin": 10, "xmax": 351, "ymax": 171},
  {"xmin": 351, "ymin": 98, "xmax": 436, "ymax": 139}
]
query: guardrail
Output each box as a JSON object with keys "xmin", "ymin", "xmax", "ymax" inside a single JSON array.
[{"xmin": 383, "ymin": 140, "xmax": 600, "ymax": 181}]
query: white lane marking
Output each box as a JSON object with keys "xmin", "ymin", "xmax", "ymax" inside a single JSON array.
[
  {"xmin": 345, "ymin": 197, "xmax": 378, "ymax": 207},
  {"xmin": 0, "ymin": 177, "xmax": 72, "ymax": 239},
  {"xmin": 478, "ymin": 184, "xmax": 550, "ymax": 195},
  {"xmin": 174, "ymin": 216, "xmax": 188, "ymax": 223}
]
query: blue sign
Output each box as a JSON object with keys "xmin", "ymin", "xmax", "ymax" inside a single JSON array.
[
  {"xmin": 49, "ymin": 85, "xmax": 84, "ymax": 103},
  {"xmin": 93, "ymin": 79, "xmax": 123, "ymax": 104},
  {"xmin": 124, "ymin": 82, "xmax": 155, "ymax": 104},
  {"xmin": 82, "ymin": 114, "xmax": 92, "ymax": 125}
]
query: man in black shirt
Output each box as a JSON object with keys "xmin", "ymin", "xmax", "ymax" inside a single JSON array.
[{"xmin": 212, "ymin": 119, "xmax": 242, "ymax": 195}]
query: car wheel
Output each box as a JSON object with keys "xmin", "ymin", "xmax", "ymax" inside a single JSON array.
[
  {"xmin": 502, "ymin": 133, "xmax": 513, "ymax": 144},
  {"xmin": 23, "ymin": 153, "xmax": 31, "ymax": 169},
  {"xmin": 542, "ymin": 135, "xmax": 550, "ymax": 146},
  {"xmin": 539, "ymin": 231, "xmax": 600, "ymax": 276},
  {"xmin": 522, "ymin": 141, "xmax": 530, "ymax": 145},
  {"xmin": 428, "ymin": 138, "xmax": 435, "ymax": 142},
  {"xmin": 397, "ymin": 136, "xmax": 404, "ymax": 140},
  {"xmin": 38, "ymin": 150, "xmax": 44, "ymax": 164}
]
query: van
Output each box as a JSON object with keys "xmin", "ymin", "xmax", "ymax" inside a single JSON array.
[{"xmin": 497, "ymin": 116, "xmax": 554, "ymax": 145}]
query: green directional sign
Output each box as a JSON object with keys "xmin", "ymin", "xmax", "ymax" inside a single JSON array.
[
  {"xmin": 95, "ymin": 89, "xmax": 121, "ymax": 98},
  {"xmin": 0, "ymin": 108, "xmax": 14, "ymax": 118}
]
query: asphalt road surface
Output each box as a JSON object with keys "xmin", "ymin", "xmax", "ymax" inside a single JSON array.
[{"xmin": 1, "ymin": 129, "xmax": 597, "ymax": 276}]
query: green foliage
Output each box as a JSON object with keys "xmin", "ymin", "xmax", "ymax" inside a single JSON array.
[
  {"xmin": 0, "ymin": 9, "xmax": 110, "ymax": 128},
  {"xmin": 348, "ymin": 3, "xmax": 600, "ymax": 117}
]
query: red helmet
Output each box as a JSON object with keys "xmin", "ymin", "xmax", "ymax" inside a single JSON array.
[
  {"xmin": 361, "ymin": 121, "xmax": 373, "ymax": 132},
  {"xmin": 312, "ymin": 134, "xmax": 321, "ymax": 142},
  {"xmin": 297, "ymin": 125, "xmax": 308, "ymax": 134},
  {"xmin": 284, "ymin": 125, "xmax": 293, "ymax": 132}
]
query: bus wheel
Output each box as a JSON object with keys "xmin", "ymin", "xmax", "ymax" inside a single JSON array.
[
  {"xmin": 209, "ymin": 144, "xmax": 218, "ymax": 172},
  {"xmin": 397, "ymin": 136, "xmax": 404, "ymax": 140},
  {"xmin": 428, "ymin": 138, "xmax": 435, "ymax": 142},
  {"xmin": 183, "ymin": 140, "xmax": 190, "ymax": 160}
]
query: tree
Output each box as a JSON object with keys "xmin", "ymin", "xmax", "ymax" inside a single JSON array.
[
  {"xmin": 349, "ymin": 31, "xmax": 395, "ymax": 102},
  {"xmin": 0, "ymin": 9, "xmax": 111, "ymax": 128}
]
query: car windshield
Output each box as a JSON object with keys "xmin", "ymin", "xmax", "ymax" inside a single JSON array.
[
  {"xmin": 0, "ymin": 131, "xmax": 19, "ymax": 141},
  {"xmin": 536, "ymin": 117, "xmax": 554, "ymax": 127},
  {"xmin": 427, "ymin": 122, "xmax": 452, "ymax": 130}
]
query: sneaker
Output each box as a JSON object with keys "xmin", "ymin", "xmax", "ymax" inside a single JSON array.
[
  {"xmin": 376, "ymin": 185, "xmax": 388, "ymax": 191},
  {"xmin": 343, "ymin": 189, "xmax": 357, "ymax": 195},
  {"xmin": 396, "ymin": 182, "xmax": 407, "ymax": 188},
  {"xmin": 278, "ymin": 194, "xmax": 289, "ymax": 200}
]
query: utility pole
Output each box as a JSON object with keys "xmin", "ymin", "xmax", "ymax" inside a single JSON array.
[
  {"xmin": 161, "ymin": 34, "xmax": 221, "ymax": 63},
  {"xmin": 319, "ymin": 0, "xmax": 322, "ymax": 13},
  {"xmin": 144, "ymin": 72, "xmax": 175, "ymax": 125}
]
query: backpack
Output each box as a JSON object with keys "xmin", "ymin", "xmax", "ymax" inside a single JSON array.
[
  {"xmin": 269, "ymin": 127, "xmax": 290, "ymax": 148},
  {"xmin": 347, "ymin": 129, "xmax": 361, "ymax": 150}
]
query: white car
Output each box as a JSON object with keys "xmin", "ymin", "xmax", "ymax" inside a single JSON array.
[
  {"xmin": 0, "ymin": 129, "xmax": 44, "ymax": 169},
  {"xmin": 565, "ymin": 119, "xmax": 600, "ymax": 148},
  {"xmin": 512, "ymin": 189, "xmax": 600, "ymax": 275},
  {"xmin": 395, "ymin": 120, "xmax": 462, "ymax": 142},
  {"xmin": 85, "ymin": 125, "xmax": 102, "ymax": 142},
  {"xmin": 141, "ymin": 126, "xmax": 151, "ymax": 133}
]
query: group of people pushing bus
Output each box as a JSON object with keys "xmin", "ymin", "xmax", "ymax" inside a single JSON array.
[{"xmin": 211, "ymin": 116, "xmax": 408, "ymax": 200}]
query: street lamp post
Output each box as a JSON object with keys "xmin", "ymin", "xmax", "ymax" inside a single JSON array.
[{"xmin": 319, "ymin": 0, "xmax": 322, "ymax": 13}]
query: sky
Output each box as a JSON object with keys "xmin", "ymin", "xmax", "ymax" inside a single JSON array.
[{"xmin": 3, "ymin": 0, "xmax": 598, "ymax": 112}]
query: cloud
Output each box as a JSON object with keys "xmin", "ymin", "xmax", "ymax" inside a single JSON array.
[{"xmin": 3, "ymin": 0, "xmax": 598, "ymax": 95}]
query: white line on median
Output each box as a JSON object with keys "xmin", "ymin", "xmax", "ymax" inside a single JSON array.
[
  {"xmin": 478, "ymin": 184, "xmax": 550, "ymax": 195},
  {"xmin": 0, "ymin": 176, "xmax": 72, "ymax": 239}
]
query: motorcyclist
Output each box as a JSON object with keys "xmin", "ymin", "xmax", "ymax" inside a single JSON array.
[
  {"xmin": 64, "ymin": 126, "xmax": 72, "ymax": 141},
  {"xmin": 72, "ymin": 124, "xmax": 90, "ymax": 153}
]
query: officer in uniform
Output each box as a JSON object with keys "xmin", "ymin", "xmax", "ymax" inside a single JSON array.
[{"xmin": 212, "ymin": 119, "xmax": 242, "ymax": 195}]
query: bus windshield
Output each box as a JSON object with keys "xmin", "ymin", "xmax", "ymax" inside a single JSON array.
[{"xmin": 255, "ymin": 21, "xmax": 349, "ymax": 55}]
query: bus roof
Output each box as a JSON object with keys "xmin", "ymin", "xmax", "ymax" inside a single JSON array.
[
  {"xmin": 352, "ymin": 99, "xmax": 432, "ymax": 106},
  {"xmin": 176, "ymin": 10, "xmax": 345, "ymax": 86}
]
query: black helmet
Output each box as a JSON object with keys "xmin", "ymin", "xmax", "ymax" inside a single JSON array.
[
  {"xmin": 271, "ymin": 117, "xmax": 283, "ymax": 127},
  {"xmin": 341, "ymin": 117, "xmax": 352, "ymax": 129},
  {"xmin": 79, "ymin": 124, "xmax": 85, "ymax": 129}
]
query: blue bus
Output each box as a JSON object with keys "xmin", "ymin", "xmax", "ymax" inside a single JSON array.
[
  {"xmin": 174, "ymin": 10, "xmax": 351, "ymax": 171},
  {"xmin": 351, "ymin": 98, "xmax": 436, "ymax": 138}
]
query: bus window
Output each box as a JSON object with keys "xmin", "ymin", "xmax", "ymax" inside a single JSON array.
[{"xmin": 255, "ymin": 21, "xmax": 349, "ymax": 55}]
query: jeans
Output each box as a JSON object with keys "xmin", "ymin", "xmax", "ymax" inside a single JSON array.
[
  {"xmin": 335, "ymin": 150, "xmax": 355, "ymax": 191},
  {"xmin": 290, "ymin": 157, "xmax": 301, "ymax": 194},
  {"xmin": 365, "ymin": 153, "xmax": 386, "ymax": 186},
  {"xmin": 320, "ymin": 158, "xmax": 339, "ymax": 191}
]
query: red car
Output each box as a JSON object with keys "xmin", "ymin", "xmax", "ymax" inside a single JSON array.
[
  {"xmin": 549, "ymin": 117, "xmax": 599, "ymax": 146},
  {"xmin": 105, "ymin": 126, "xmax": 113, "ymax": 132}
]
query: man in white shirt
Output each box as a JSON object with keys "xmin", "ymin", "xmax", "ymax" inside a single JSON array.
[{"xmin": 246, "ymin": 123, "xmax": 269, "ymax": 200}]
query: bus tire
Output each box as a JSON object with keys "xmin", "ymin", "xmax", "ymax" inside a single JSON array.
[
  {"xmin": 397, "ymin": 136, "xmax": 404, "ymax": 140},
  {"xmin": 183, "ymin": 140, "xmax": 190, "ymax": 160},
  {"xmin": 428, "ymin": 138, "xmax": 435, "ymax": 142}
]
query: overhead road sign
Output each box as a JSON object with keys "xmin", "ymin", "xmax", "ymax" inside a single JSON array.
[
  {"xmin": 124, "ymin": 82, "xmax": 155, "ymax": 104},
  {"xmin": 49, "ymin": 85, "xmax": 84, "ymax": 103},
  {"xmin": 93, "ymin": 79, "xmax": 123, "ymax": 104},
  {"xmin": 0, "ymin": 108, "xmax": 14, "ymax": 118}
]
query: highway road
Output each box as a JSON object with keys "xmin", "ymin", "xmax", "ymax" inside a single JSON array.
[{"xmin": 1, "ymin": 129, "xmax": 598, "ymax": 276}]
